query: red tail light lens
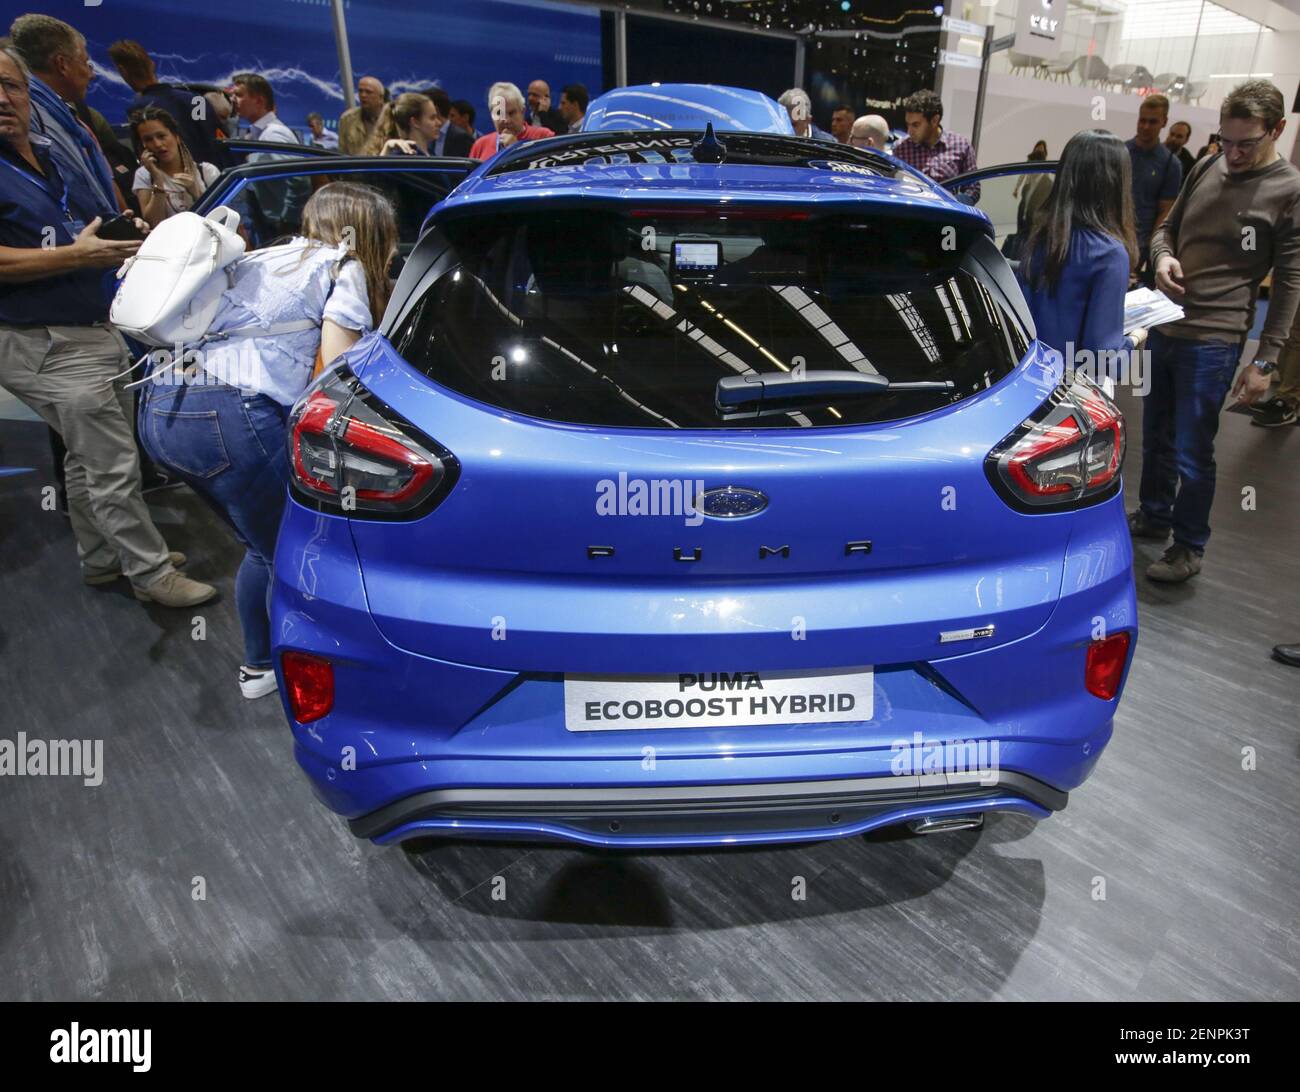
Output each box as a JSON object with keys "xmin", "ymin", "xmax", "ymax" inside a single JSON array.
[
  {"xmin": 987, "ymin": 373, "xmax": 1126, "ymax": 511},
  {"xmin": 281, "ymin": 651, "xmax": 334, "ymax": 723},
  {"xmin": 1085, "ymin": 632, "xmax": 1131, "ymax": 700},
  {"xmin": 287, "ymin": 365, "xmax": 457, "ymax": 518}
]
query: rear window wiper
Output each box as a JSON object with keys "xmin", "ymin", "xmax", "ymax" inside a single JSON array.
[{"xmin": 716, "ymin": 370, "xmax": 955, "ymax": 419}]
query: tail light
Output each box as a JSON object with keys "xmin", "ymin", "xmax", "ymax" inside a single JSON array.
[
  {"xmin": 1085, "ymin": 632, "xmax": 1131, "ymax": 700},
  {"xmin": 287, "ymin": 364, "xmax": 458, "ymax": 518},
  {"xmin": 281, "ymin": 651, "xmax": 334, "ymax": 723},
  {"xmin": 986, "ymin": 373, "xmax": 1125, "ymax": 511}
]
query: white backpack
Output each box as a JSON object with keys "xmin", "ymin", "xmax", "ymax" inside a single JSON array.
[{"xmin": 111, "ymin": 206, "xmax": 246, "ymax": 348}]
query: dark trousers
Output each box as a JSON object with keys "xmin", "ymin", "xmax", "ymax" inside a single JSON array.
[{"xmin": 1138, "ymin": 329, "xmax": 1242, "ymax": 553}]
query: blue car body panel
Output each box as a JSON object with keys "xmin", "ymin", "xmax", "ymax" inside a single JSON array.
[
  {"xmin": 581, "ymin": 84, "xmax": 794, "ymax": 135},
  {"xmin": 270, "ymin": 120, "xmax": 1138, "ymax": 849}
]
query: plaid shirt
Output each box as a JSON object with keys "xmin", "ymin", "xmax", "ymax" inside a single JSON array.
[{"xmin": 892, "ymin": 129, "xmax": 977, "ymax": 184}]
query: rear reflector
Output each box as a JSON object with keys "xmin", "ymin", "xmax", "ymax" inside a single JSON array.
[
  {"xmin": 1085, "ymin": 632, "xmax": 1131, "ymax": 700},
  {"xmin": 281, "ymin": 651, "xmax": 334, "ymax": 723}
]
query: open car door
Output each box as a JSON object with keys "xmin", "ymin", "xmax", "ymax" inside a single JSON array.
[
  {"xmin": 216, "ymin": 138, "xmax": 340, "ymax": 168},
  {"xmin": 942, "ymin": 161, "xmax": 1058, "ymax": 262},
  {"xmin": 194, "ymin": 155, "xmax": 478, "ymax": 256}
]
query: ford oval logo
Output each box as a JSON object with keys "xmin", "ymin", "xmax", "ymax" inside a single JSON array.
[{"xmin": 699, "ymin": 486, "xmax": 768, "ymax": 519}]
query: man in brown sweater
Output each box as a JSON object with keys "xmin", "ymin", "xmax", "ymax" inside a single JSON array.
[{"xmin": 1130, "ymin": 80, "xmax": 1300, "ymax": 584}]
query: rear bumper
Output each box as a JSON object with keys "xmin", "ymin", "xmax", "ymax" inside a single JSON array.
[
  {"xmin": 349, "ymin": 770, "xmax": 1065, "ymax": 848},
  {"xmin": 271, "ymin": 491, "xmax": 1134, "ymax": 849}
]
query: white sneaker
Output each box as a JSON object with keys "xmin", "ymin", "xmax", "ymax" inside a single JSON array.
[{"xmin": 239, "ymin": 665, "xmax": 278, "ymax": 700}]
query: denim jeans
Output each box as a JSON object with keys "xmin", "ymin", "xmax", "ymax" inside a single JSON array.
[
  {"xmin": 1138, "ymin": 329, "xmax": 1242, "ymax": 553},
  {"xmin": 140, "ymin": 379, "xmax": 289, "ymax": 667}
]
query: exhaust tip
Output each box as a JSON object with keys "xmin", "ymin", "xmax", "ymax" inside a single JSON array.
[{"xmin": 908, "ymin": 814, "xmax": 984, "ymax": 835}]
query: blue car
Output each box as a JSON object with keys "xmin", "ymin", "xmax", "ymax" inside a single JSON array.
[{"xmin": 210, "ymin": 122, "xmax": 1135, "ymax": 850}]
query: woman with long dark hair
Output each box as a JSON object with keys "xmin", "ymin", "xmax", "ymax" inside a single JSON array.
[
  {"xmin": 140, "ymin": 182, "xmax": 399, "ymax": 699},
  {"xmin": 1018, "ymin": 129, "xmax": 1148, "ymax": 377},
  {"xmin": 129, "ymin": 106, "xmax": 220, "ymax": 226}
]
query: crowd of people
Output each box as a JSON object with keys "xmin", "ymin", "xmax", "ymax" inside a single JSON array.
[
  {"xmin": 324, "ymin": 74, "xmax": 588, "ymax": 160},
  {"xmin": 1, "ymin": 8, "xmax": 1298, "ymax": 697},
  {"xmin": 837, "ymin": 79, "xmax": 1298, "ymax": 630}
]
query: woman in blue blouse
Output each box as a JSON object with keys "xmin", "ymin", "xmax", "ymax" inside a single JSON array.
[{"xmin": 1017, "ymin": 129, "xmax": 1148, "ymax": 384}]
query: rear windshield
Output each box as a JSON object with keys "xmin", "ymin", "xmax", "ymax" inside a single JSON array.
[{"xmin": 391, "ymin": 210, "xmax": 1028, "ymax": 429}]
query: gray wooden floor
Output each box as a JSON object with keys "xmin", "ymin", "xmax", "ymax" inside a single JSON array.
[{"xmin": 1, "ymin": 387, "xmax": 1297, "ymax": 1001}]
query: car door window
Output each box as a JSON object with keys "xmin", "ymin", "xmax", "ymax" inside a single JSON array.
[
  {"xmin": 201, "ymin": 165, "xmax": 473, "ymax": 253},
  {"xmin": 945, "ymin": 165, "xmax": 1058, "ymax": 262},
  {"xmin": 217, "ymin": 139, "xmax": 336, "ymax": 168}
]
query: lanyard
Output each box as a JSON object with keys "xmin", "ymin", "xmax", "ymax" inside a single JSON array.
[{"xmin": 0, "ymin": 151, "xmax": 74, "ymax": 224}]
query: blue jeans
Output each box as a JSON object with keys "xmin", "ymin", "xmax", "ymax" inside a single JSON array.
[
  {"xmin": 141, "ymin": 379, "xmax": 289, "ymax": 668},
  {"xmin": 1138, "ymin": 330, "xmax": 1242, "ymax": 553}
]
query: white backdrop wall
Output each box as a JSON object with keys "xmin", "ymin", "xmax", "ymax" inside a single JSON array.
[{"xmin": 939, "ymin": 65, "xmax": 1296, "ymax": 169}]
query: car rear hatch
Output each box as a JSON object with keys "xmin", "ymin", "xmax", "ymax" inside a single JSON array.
[{"xmin": 313, "ymin": 186, "xmax": 1075, "ymax": 676}]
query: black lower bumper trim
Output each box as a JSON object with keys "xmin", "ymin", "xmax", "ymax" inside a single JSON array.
[{"xmin": 348, "ymin": 771, "xmax": 1067, "ymax": 841}]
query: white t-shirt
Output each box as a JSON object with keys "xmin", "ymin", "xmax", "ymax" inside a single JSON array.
[
  {"xmin": 199, "ymin": 239, "xmax": 373, "ymax": 406},
  {"xmin": 132, "ymin": 161, "xmax": 221, "ymax": 215}
]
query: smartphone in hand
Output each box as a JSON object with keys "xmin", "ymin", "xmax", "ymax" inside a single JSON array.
[{"xmin": 97, "ymin": 214, "xmax": 148, "ymax": 241}]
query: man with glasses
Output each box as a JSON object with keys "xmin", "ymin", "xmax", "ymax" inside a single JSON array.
[
  {"xmin": 1130, "ymin": 81, "xmax": 1300, "ymax": 587},
  {"xmin": 849, "ymin": 115, "xmax": 890, "ymax": 152}
]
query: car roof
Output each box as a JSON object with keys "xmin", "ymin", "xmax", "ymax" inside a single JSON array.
[
  {"xmin": 434, "ymin": 129, "xmax": 990, "ymax": 234},
  {"xmin": 581, "ymin": 84, "xmax": 794, "ymax": 135}
]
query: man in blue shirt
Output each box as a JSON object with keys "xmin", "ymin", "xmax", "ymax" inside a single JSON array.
[
  {"xmin": 9, "ymin": 14, "xmax": 121, "ymax": 212},
  {"xmin": 0, "ymin": 46, "xmax": 214, "ymax": 607},
  {"xmin": 1127, "ymin": 93, "xmax": 1182, "ymax": 283},
  {"xmin": 305, "ymin": 113, "xmax": 338, "ymax": 150}
]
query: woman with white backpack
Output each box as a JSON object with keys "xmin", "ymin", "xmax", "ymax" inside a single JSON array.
[{"xmin": 136, "ymin": 181, "xmax": 399, "ymax": 698}]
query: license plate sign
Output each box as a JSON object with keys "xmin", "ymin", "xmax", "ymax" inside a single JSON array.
[{"xmin": 563, "ymin": 667, "xmax": 874, "ymax": 732}]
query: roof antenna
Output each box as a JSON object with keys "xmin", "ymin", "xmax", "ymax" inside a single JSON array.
[{"xmin": 693, "ymin": 122, "xmax": 727, "ymax": 164}]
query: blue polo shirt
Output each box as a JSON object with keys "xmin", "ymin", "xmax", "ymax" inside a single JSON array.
[
  {"xmin": 1127, "ymin": 138, "xmax": 1182, "ymax": 249},
  {"xmin": 0, "ymin": 135, "xmax": 119, "ymax": 327}
]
